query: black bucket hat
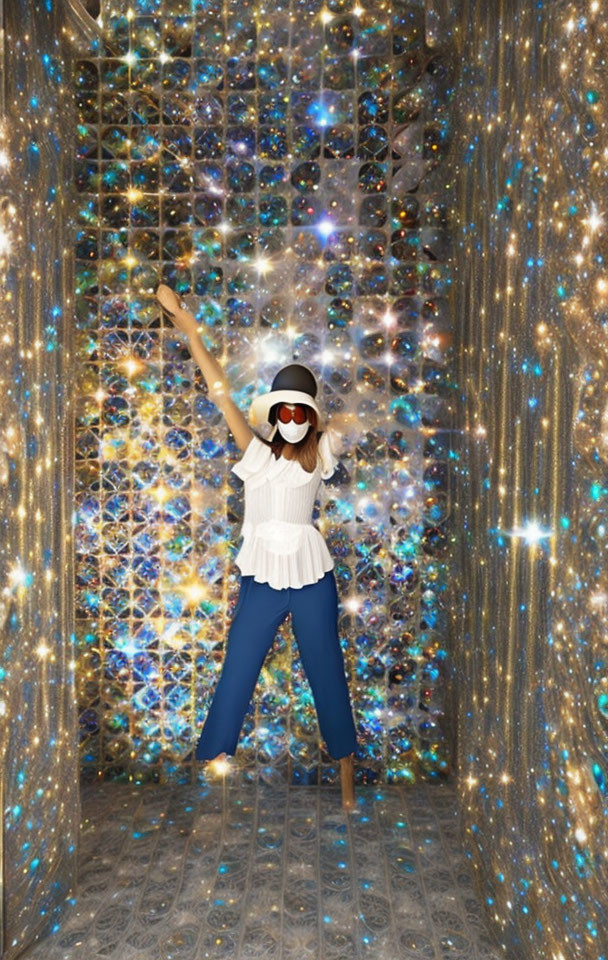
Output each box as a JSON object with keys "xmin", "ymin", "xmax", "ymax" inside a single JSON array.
[{"xmin": 249, "ymin": 363, "xmax": 323, "ymax": 440}]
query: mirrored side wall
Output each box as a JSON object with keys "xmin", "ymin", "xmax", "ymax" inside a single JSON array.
[{"xmin": 0, "ymin": 2, "xmax": 96, "ymax": 958}]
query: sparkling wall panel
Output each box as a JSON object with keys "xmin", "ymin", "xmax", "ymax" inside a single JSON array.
[
  {"xmin": 73, "ymin": 0, "xmax": 456, "ymax": 785},
  {"xmin": 438, "ymin": 0, "xmax": 608, "ymax": 955},
  {"xmin": 0, "ymin": 2, "xmax": 95, "ymax": 957}
]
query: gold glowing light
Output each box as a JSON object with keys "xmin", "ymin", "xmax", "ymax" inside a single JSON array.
[
  {"xmin": 8, "ymin": 563, "xmax": 27, "ymax": 588},
  {"xmin": 177, "ymin": 576, "xmax": 209, "ymax": 608},
  {"xmin": 210, "ymin": 757, "xmax": 231, "ymax": 775},
  {"xmin": 253, "ymin": 255, "xmax": 273, "ymax": 275},
  {"xmin": 151, "ymin": 483, "xmax": 174, "ymax": 506},
  {"xmin": 0, "ymin": 227, "xmax": 11, "ymax": 256},
  {"xmin": 119, "ymin": 356, "xmax": 146, "ymax": 377},
  {"xmin": 584, "ymin": 202, "xmax": 603, "ymax": 233}
]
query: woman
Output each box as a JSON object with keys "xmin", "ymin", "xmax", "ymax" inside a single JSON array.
[{"xmin": 156, "ymin": 283, "xmax": 358, "ymax": 811}]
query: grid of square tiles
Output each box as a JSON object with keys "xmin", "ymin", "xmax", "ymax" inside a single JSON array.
[{"xmin": 73, "ymin": 0, "xmax": 455, "ymax": 785}]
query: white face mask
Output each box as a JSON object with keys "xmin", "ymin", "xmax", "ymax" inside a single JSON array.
[{"xmin": 276, "ymin": 412, "xmax": 311, "ymax": 444}]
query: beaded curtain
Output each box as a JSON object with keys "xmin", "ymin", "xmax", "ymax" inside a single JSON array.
[
  {"xmin": 0, "ymin": 2, "xmax": 95, "ymax": 958},
  {"xmin": 73, "ymin": 0, "xmax": 456, "ymax": 785},
  {"xmin": 440, "ymin": 0, "xmax": 608, "ymax": 955}
]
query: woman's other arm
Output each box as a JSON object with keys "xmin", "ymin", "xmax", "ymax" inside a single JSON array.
[{"xmin": 156, "ymin": 285, "xmax": 254, "ymax": 452}]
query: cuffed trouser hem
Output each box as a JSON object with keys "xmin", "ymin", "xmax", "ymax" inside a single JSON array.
[{"xmin": 195, "ymin": 570, "xmax": 358, "ymax": 763}]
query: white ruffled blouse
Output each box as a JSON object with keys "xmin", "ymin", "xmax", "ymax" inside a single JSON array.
[{"xmin": 231, "ymin": 427, "xmax": 342, "ymax": 590}]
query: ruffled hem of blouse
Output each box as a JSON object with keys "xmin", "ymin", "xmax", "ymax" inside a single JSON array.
[{"xmin": 234, "ymin": 524, "xmax": 335, "ymax": 590}]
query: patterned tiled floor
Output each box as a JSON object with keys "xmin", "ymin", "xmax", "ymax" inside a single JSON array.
[{"xmin": 21, "ymin": 773, "xmax": 504, "ymax": 960}]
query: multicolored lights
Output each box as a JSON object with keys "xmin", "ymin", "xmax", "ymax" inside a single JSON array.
[
  {"xmin": 449, "ymin": 0, "xmax": 608, "ymax": 956},
  {"xmin": 72, "ymin": 0, "xmax": 454, "ymax": 794},
  {"xmin": 4, "ymin": 0, "xmax": 606, "ymax": 958},
  {"xmin": 0, "ymin": 1, "xmax": 95, "ymax": 957}
]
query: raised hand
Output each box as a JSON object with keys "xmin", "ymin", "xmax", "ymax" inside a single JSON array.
[
  {"xmin": 154, "ymin": 284, "xmax": 253, "ymax": 451},
  {"xmin": 156, "ymin": 284, "xmax": 197, "ymax": 336}
]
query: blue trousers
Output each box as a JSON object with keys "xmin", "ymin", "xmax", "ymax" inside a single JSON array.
[{"xmin": 195, "ymin": 569, "xmax": 358, "ymax": 761}]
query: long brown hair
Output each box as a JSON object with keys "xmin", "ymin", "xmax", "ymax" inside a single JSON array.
[{"xmin": 261, "ymin": 406, "xmax": 320, "ymax": 473}]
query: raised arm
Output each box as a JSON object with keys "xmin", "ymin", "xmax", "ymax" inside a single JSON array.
[{"xmin": 156, "ymin": 284, "xmax": 254, "ymax": 452}]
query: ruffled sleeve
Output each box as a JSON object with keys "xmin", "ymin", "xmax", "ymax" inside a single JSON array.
[
  {"xmin": 318, "ymin": 426, "xmax": 343, "ymax": 479},
  {"xmin": 231, "ymin": 434, "xmax": 272, "ymax": 481}
]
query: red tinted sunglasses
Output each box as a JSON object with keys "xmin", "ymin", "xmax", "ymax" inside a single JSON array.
[{"xmin": 277, "ymin": 403, "xmax": 308, "ymax": 425}]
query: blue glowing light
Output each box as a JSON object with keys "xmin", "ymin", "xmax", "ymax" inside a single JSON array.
[
  {"xmin": 316, "ymin": 218, "xmax": 335, "ymax": 239},
  {"xmin": 309, "ymin": 102, "xmax": 332, "ymax": 127}
]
